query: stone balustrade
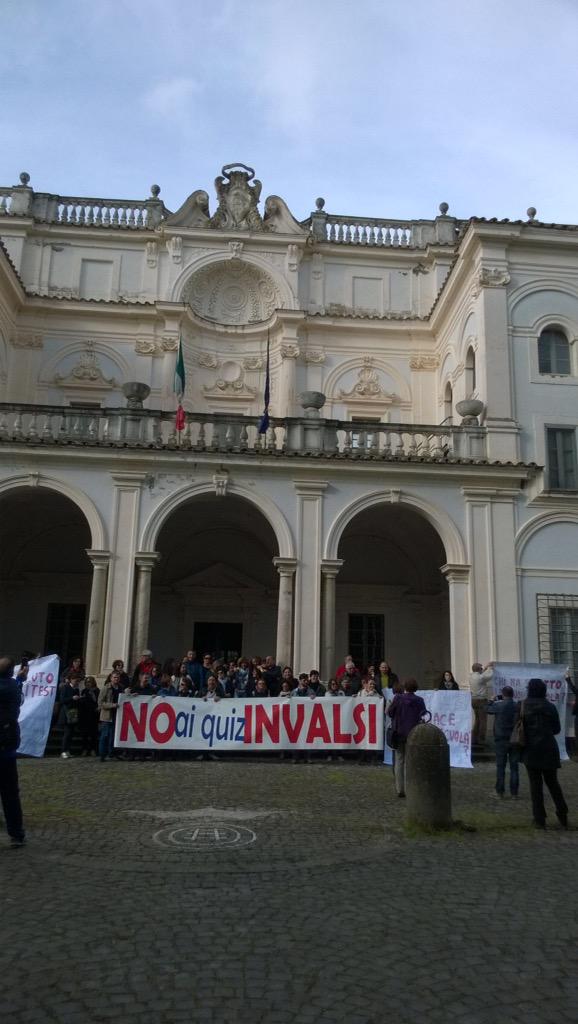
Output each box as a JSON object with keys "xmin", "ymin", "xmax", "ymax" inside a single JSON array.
[
  {"xmin": 325, "ymin": 215, "xmax": 415, "ymax": 247},
  {"xmin": 0, "ymin": 403, "xmax": 492, "ymax": 463},
  {"xmin": 0, "ymin": 182, "xmax": 166, "ymax": 227}
]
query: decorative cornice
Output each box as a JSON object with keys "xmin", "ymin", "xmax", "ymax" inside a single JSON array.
[
  {"xmin": 12, "ymin": 331, "xmax": 43, "ymax": 349},
  {"xmin": 304, "ymin": 349, "xmax": 326, "ymax": 364},
  {"xmin": 472, "ymin": 266, "xmax": 511, "ymax": 298},
  {"xmin": 409, "ymin": 353, "xmax": 439, "ymax": 371},
  {"xmin": 281, "ymin": 343, "xmax": 300, "ymax": 359}
]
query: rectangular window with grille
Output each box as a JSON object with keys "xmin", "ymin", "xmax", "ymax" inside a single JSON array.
[
  {"xmin": 348, "ymin": 613, "xmax": 384, "ymax": 669},
  {"xmin": 537, "ymin": 594, "xmax": 578, "ymax": 675},
  {"xmin": 546, "ymin": 427, "xmax": 577, "ymax": 490}
]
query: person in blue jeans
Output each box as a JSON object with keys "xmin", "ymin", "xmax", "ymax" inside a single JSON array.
[{"xmin": 487, "ymin": 685, "xmax": 519, "ymax": 798}]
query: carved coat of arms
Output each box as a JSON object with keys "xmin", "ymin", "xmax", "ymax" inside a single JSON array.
[{"xmin": 210, "ymin": 163, "xmax": 263, "ymax": 231}]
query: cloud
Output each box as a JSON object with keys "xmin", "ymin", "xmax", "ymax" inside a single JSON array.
[{"xmin": 143, "ymin": 77, "xmax": 200, "ymax": 118}]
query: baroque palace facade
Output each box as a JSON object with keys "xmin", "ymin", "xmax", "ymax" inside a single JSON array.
[{"xmin": 0, "ymin": 164, "xmax": 577, "ymax": 689}]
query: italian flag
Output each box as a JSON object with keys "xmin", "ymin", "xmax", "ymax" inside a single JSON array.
[{"xmin": 174, "ymin": 338, "xmax": 186, "ymax": 431}]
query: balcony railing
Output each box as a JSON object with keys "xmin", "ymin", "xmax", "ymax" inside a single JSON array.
[{"xmin": 0, "ymin": 403, "xmax": 491, "ymax": 462}]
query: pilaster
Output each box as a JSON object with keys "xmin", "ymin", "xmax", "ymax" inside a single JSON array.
[
  {"xmin": 293, "ymin": 480, "xmax": 327, "ymax": 674},
  {"xmin": 101, "ymin": 473, "xmax": 147, "ymax": 671}
]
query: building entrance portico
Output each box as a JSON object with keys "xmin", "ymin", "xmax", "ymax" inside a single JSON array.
[
  {"xmin": 142, "ymin": 493, "xmax": 289, "ymax": 665},
  {"xmin": 323, "ymin": 502, "xmax": 453, "ymax": 685}
]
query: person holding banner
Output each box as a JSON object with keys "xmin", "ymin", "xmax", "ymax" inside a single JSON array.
[
  {"xmin": 566, "ymin": 670, "xmax": 578, "ymax": 752},
  {"xmin": 521, "ymin": 678, "xmax": 569, "ymax": 830},
  {"xmin": 469, "ymin": 661, "xmax": 494, "ymax": 747},
  {"xmin": 0, "ymin": 657, "xmax": 26, "ymax": 848}
]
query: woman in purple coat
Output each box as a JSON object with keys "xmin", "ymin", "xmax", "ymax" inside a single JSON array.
[{"xmin": 387, "ymin": 678, "xmax": 428, "ymax": 797}]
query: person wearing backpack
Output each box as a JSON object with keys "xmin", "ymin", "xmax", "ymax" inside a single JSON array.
[{"xmin": 0, "ymin": 657, "xmax": 25, "ymax": 848}]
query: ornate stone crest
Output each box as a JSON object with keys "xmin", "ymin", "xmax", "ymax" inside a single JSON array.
[
  {"xmin": 210, "ymin": 164, "xmax": 263, "ymax": 231},
  {"xmin": 54, "ymin": 341, "xmax": 116, "ymax": 387},
  {"xmin": 339, "ymin": 358, "xmax": 397, "ymax": 402}
]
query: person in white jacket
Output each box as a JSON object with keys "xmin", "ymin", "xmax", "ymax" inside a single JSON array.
[{"xmin": 469, "ymin": 661, "xmax": 494, "ymax": 747}]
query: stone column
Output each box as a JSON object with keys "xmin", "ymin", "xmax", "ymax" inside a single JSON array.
[
  {"xmin": 84, "ymin": 550, "xmax": 111, "ymax": 676},
  {"xmin": 441, "ymin": 563, "xmax": 471, "ymax": 687},
  {"xmin": 100, "ymin": 473, "xmax": 147, "ymax": 671},
  {"xmin": 293, "ymin": 480, "xmax": 327, "ymax": 675},
  {"xmin": 131, "ymin": 552, "xmax": 161, "ymax": 668},
  {"xmin": 321, "ymin": 559, "xmax": 343, "ymax": 681},
  {"xmin": 273, "ymin": 557, "xmax": 297, "ymax": 668}
]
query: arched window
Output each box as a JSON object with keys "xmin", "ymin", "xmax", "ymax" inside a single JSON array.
[
  {"xmin": 538, "ymin": 328, "xmax": 571, "ymax": 375},
  {"xmin": 465, "ymin": 346, "xmax": 476, "ymax": 395},
  {"xmin": 443, "ymin": 382, "xmax": 453, "ymax": 424}
]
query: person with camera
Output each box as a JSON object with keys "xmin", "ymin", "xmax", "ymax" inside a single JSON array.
[
  {"xmin": 486, "ymin": 685, "xmax": 520, "ymax": 798},
  {"xmin": 0, "ymin": 657, "xmax": 25, "ymax": 848}
]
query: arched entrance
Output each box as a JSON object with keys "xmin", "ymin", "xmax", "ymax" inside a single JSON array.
[
  {"xmin": 0, "ymin": 488, "xmax": 93, "ymax": 666},
  {"xmin": 148, "ymin": 494, "xmax": 282, "ymax": 663},
  {"xmin": 332, "ymin": 504, "xmax": 450, "ymax": 685}
]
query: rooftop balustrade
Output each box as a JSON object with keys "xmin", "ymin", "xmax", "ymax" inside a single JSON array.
[{"xmin": 0, "ymin": 402, "xmax": 494, "ymax": 464}]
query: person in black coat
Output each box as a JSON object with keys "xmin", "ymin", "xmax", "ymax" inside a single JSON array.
[
  {"xmin": 0, "ymin": 656, "xmax": 25, "ymax": 847},
  {"xmin": 436, "ymin": 670, "xmax": 460, "ymax": 691},
  {"xmin": 521, "ymin": 678, "xmax": 569, "ymax": 830},
  {"xmin": 78, "ymin": 676, "xmax": 100, "ymax": 756}
]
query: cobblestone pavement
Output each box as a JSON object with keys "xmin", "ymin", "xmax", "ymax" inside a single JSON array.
[{"xmin": 1, "ymin": 755, "xmax": 577, "ymax": 1024}]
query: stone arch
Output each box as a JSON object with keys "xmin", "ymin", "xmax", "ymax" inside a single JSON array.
[
  {"xmin": 509, "ymin": 281, "xmax": 578, "ymax": 327},
  {"xmin": 516, "ymin": 510, "xmax": 578, "ymax": 564},
  {"xmin": 171, "ymin": 252, "xmax": 296, "ymax": 317},
  {"xmin": 323, "ymin": 356, "xmax": 412, "ymax": 405},
  {"xmin": 324, "ymin": 489, "xmax": 465, "ymax": 565},
  {"xmin": 0, "ymin": 474, "xmax": 106, "ymax": 549},
  {"xmin": 140, "ymin": 480, "xmax": 295, "ymax": 559}
]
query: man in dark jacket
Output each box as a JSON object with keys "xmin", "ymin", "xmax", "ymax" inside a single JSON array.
[
  {"xmin": 0, "ymin": 657, "xmax": 26, "ymax": 847},
  {"xmin": 487, "ymin": 686, "xmax": 519, "ymax": 798},
  {"xmin": 521, "ymin": 678, "xmax": 569, "ymax": 830}
]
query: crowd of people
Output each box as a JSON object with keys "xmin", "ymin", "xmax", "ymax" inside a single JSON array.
[{"xmin": 1, "ymin": 647, "xmax": 575, "ymax": 847}]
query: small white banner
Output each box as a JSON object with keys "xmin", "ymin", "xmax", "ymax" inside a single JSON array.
[
  {"xmin": 115, "ymin": 695, "xmax": 384, "ymax": 751},
  {"xmin": 16, "ymin": 654, "xmax": 60, "ymax": 758},
  {"xmin": 492, "ymin": 663, "xmax": 568, "ymax": 761},
  {"xmin": 383, "ymin": 690, "xmax": 473, "ymax": 768}
]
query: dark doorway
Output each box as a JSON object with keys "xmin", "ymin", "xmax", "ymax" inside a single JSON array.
[
  {"xmin": 348, "ymin": 613, "xmax": 384, "ymax": 670},
  {"xmin": 44, "ymin": 603, "xmax": 87, "ymax": 670},
  {"xmin": 193, "ymin": 622, "xmax": 243, "ymax": 662}
]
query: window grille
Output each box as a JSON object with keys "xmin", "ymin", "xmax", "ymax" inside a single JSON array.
[
  {"xmin": 538, "ymin": 329, "xmax": 571, "ymax": 375},
  {"xmin": 546, "ymin": 427, "xmax": 577, "ymax": 489},
  {"xmin": 537, "ymin": 594, "xmax": 578, "ymax": 675}
]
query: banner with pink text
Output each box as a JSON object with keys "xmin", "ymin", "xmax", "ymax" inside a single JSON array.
[
  {"xmin": 16, "ymin": 654, "xmax": 60, "ymax": 758},
  {"xmin": 492, "ymin": 663, "xmax": 568, "ymax": 761},
  {"xmin": 383, "ymin": 689, "xmax": 473, "ymax": 768},
  {"xmin": 114, "ymin": 695, "xmax": 384, "ymax": 751}
]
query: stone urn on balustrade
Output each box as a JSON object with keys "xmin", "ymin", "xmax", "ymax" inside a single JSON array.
[
  {"xmin": 298, "ymin": 391, "xmax": 326, "ymax": 418},
  {"xmin": 122, "ymin": 382, "xmax": 151, "ymax": 442},
  {"xmin": 122, "ymin": 382, "xmax": 151, "ymax": 410},
  {"xmin": 455, "ymin": 398, "xmax": 484, "ymax": 426}
]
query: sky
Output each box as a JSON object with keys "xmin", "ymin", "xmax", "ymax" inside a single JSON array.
[{"xmin": 2, "ymin": 0, "xmax": 578, "ymax": 224}]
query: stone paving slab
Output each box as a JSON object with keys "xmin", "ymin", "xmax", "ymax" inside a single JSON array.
[{"xmin": 0, "ymin": 757, "xmax": 577, "ymax": 1023}]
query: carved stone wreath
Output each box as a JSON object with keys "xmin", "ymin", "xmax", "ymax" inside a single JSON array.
[{"xmin": 182, "ymin": 261, "xmax": 279, "ymax": 325}]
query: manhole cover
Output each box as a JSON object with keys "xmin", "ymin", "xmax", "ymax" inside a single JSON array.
[{"xmin": 153, "ymin": 822, "xmax": 257, "ymax": 850}]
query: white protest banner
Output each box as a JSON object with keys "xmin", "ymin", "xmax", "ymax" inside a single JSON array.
[
  {"xmin": 16, "ymin": 654, "xmax": 60, "ymax": 758},
  {"xmin": 383, "ymin": 689, "xmax": 472, "ymax": 768},
  {"xmin": 115, "ymin": 695, "xmax": 384, "ymax": 751},
  {"xmin": 493, "ymin": 663, "xmax": 568, "ymax": 761}
]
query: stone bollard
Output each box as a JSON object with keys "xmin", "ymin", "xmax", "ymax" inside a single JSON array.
[{"xmin": 405, "ymin": 723, "xmax": 452, "ymax": 830}]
